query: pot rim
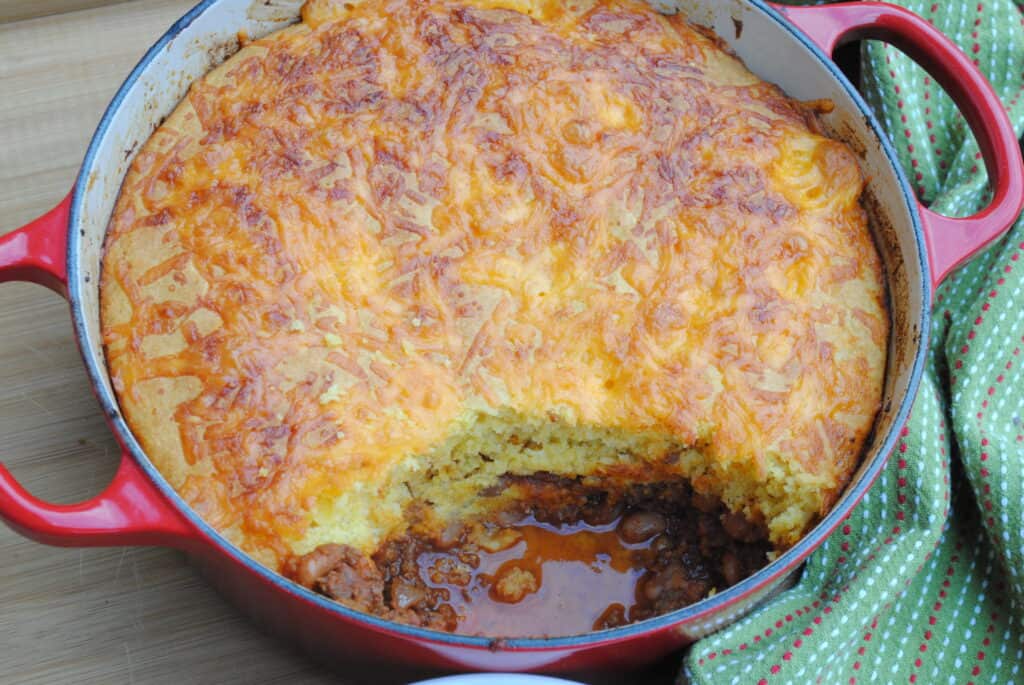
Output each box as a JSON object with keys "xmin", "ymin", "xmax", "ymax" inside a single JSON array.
[{"xmin": 65, "ymin": 0, "xmax": 930, "ymax": 651}]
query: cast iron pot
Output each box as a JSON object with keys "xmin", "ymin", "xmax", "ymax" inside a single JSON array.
[{"xmin": 2, "ymin": 0, "xmax": 1022, "ymax": 679}]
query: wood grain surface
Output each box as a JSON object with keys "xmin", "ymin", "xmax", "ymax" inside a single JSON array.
[
  {"xmin": 0, "ymin": 3, "xmax": 341, "ymax": 683},
  {"xmin": 0, "ymin": 0, "xmax": 135, "ymax": 24}
]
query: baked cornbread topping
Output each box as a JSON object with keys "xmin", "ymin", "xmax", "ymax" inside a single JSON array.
[{"xmin": 100, "ymin": 0, "xmax": 887, "ymax": 635}]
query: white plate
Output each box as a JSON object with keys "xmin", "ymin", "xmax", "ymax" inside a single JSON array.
[{"xmin": 412, "ymin": 675, "xmax": 586, "ymax": 685}]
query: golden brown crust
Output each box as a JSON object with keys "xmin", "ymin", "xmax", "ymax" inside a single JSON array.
[{"xmin": 100, "ymin": 0, "xmax": 887, "ymax": 564}]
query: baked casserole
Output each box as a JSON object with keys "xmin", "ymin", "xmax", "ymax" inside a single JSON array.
[{"xmin": 100, "ymin": 0, "xmax": 888, "ymax": 636}]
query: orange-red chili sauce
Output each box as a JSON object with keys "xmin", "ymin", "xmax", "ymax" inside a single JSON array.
[
  {"xmin": 420, "ymin": 517, "xmax": 648, "ymax": 636},
  {"xmin": 287, "ymin": 480, "xmax": 771, "ymax": 637}
]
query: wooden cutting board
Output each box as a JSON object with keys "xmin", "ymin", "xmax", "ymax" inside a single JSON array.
[{"xmin": 0, "ymin": 3, "xmax": 347, "ymax": 683}]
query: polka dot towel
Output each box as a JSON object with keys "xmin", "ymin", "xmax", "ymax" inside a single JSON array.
[{"xmin": 684, "ymin": 1, "xmax": 1024, "ymax": 683}]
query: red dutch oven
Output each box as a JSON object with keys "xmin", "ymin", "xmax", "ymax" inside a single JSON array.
[{"xmin": 1, "ymin": 0, "xmax": 1022, "ymax": 680}]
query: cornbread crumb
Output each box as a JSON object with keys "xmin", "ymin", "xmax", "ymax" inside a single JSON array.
[{"xmin": 494, "ymin": 567, "xmax": 540, "ymax": 604}]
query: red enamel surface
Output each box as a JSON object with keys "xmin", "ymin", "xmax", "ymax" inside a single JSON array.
[
  {"xmin": 0, "ymin": 451, "xmax": 196, "ymax": 549},
  {"xmin": 773, "ymin": 2, "xmax": 1024, "ymax": 292},
  {"xmin": 0, "ymin": 195, "xmax": 196, "ymax": 550},
  {"xmin": 0, "ymin": 193, "xmax": 71, "ymax": 294}
]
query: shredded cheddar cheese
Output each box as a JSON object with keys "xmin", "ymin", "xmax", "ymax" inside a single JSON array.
[{"xmin": 100, "ymin": 0, "xmax": 887, "ymax": 569}]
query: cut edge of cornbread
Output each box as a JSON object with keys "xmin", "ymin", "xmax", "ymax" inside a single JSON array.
[{"xmin": 296, "ymin": 409, "xmax": 832, "ymax": 557}]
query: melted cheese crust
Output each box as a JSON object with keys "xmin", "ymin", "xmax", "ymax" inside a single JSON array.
[{"xmin": 101, "ymin": 0, "xmax": 887, "ymax": 565}]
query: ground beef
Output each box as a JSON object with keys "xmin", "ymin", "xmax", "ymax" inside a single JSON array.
[{"xmin": 284, "ymin": 476, "xmax": 771, "ymax": 636}]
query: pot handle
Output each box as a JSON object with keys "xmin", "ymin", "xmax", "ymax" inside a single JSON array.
[
  {"xmin": 0, "ymin": 194, "xmax": 71, "ymax": 294},
  {"xmin": 772, "ymin": 1, "xmax": 1024, "ymax": 288},
  {"xmin": 0, "ymin": 195, "xmax": 196, "ymax": 549}
]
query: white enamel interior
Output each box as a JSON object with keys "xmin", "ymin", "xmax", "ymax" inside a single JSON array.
[{"xmin": 69, "ymin": 0, "xmax": 927, "ymax": 639}]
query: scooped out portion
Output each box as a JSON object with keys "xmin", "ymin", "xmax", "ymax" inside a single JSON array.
[
  {"xmin": 286, "ymin": 475, "xmax": 772, "ymax": 637},
  {"xmin": 282, "ymin": 412, "xmax": 782, "ymax": 636},
  {"xmin": 100, "ymin": 0, "xmax": 888, "ymax": 636}
]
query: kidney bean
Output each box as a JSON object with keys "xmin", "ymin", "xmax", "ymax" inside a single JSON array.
[{"xmin": 618, "ymin": 511, "xmax": 668, "ymax": 543}]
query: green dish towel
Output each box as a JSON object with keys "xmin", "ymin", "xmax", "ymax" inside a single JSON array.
[{"xmin": 684, "ymin": 1, "xmax": 1024, "ymax": 683}]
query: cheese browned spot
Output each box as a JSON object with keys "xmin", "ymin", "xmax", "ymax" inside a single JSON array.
[{"xmin": 101, "ymin": 0, "xmax": 886, "ymax": 583}]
